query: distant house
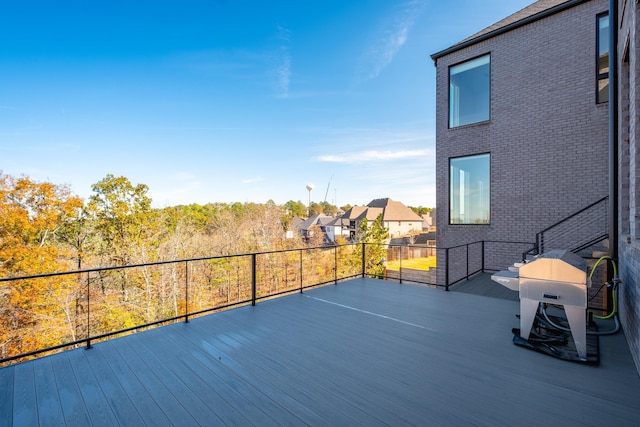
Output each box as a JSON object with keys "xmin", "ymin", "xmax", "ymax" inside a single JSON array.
[
  {"xmin": 421, "ymin": 208, "xmax": 436, "ymax": 232},
  {"xmin": 297, "ymin": 214, "xmax": 334, "ymax": 243},
  {"xmin": 324, "ymin": 216, "xmax": 350, "ymax": 243},
  {"xmin": 285, "ymin": 216, "xmax": 304, "ymax": 240},
  {"xmin": 341, "ymin": 198, "xmax": 424, "ymax": 240}
]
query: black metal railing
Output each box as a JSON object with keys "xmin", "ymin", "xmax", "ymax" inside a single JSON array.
[
  {"xmin": 1, "ymin": 242, "xmax": 443, "ymax": 365},
  {"xmin": 2, "ymin": 239, "xmax": 544, "ymax": 365},
  {"xmin": 522, "ymin": 196, "xmax": 609, "ymax": 259},
  {"xmin": 440, "ymin": 240, "xmax": 535, "ymax": 290}
]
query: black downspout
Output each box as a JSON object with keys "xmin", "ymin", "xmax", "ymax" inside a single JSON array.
[{"xmin": 608, "ymin": 0, "xmax": 618, "ymax": 260}]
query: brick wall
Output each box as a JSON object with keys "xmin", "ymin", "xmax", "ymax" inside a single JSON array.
[
  {"xmin": 617, "ymin": 0, "xmax": 640, "ymax": 375},
  {"xmin": 434, "ymin": 0, "xmax": 609, "ymax": 282}
]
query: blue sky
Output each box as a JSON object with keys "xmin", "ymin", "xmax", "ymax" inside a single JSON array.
[{"xmin": 0, "ymin": 0, "xmax": 533, "ymax": 208}]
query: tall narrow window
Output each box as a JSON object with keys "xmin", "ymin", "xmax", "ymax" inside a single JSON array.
[
  {"xmin": 449, "ymin": 54, "xmax": 490, "ymax": 128},
  {"xmin": 450, "ymin": 153, "xmax": 490, "ymax": 224},
  {"xmin": 597, "ymin": 13, "xmax": 609, "ymax": 103}
]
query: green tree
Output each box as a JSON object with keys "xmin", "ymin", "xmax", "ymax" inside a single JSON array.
[
  {"xmin": 409, "ymin": 206, "xmax": 434, "ymax": 216},
  {"xmin": 85, "ymin": 175, "xmax": 175, "ymax": 328},
  {"xmin": 320, "ymin": 201, "xmax": 338, "ymax": 216},
  {"xmin": 284, "ymin": 200, "xmax": 306, "ymax": 218},
  {"xmin": 356, "ymin": 214, "xmax": 389, "ymax": 278},
  {"xmin": 86, "ymin": 174, "xmax": 158, "ymax": 265},
  {"xmin": 309, "ymin": 202, "xmax": 323, "ymax": 216}
]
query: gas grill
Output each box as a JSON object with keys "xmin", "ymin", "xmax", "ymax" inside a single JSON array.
[{"xmin": 492, "ymin": 249, "xmax": 589, "ymax": 360}]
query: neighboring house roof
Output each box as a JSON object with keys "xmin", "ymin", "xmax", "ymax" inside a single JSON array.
[
  {"xmin": 325, "ymin": 216, "xmax": 348, "ymax": 228},
  {"xmin": 341, "ymin": 205, "xmax": 369, "ymax": 221},
  {"xmin": 298, "ymin": 214, "xmax": 333, "ymax": 231},
  {"xmin": 291, "ymin": 216, "xmax": 304, "ymax": 228},
  {"xmin": 367, "ymin": 198, "xmax": 424, "ymax": 222},
  {"xmin": 341, "ymin": 198, "xmax": 423, "ymax": 224},
  {"xmin": 421, "ymin": 208, "xmax": 436, "ymax": 226},
  {"xmin": 431, "ymin": 0, "xmax": 583, "ymax": 61}
]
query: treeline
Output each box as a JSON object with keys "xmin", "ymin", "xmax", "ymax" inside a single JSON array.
[
  {"xmin": 0, "ymin": 172, "xmax": 394, "ymax": 361},
  {"xmin": 0, "ymin": 172, "xmax": 335, "ymax": 277}
]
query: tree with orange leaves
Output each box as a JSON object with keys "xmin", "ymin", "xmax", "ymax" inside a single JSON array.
[{"xmin": 0, "ymin": 172, "xmax": 83, "ymax": 358}]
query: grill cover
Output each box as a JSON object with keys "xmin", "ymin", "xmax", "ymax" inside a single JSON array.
[{"xmin": 518, "ymin": 249, "xmax": 586, "ymax": 284}]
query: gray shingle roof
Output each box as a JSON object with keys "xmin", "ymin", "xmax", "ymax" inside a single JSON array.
[
  {"xmin": 341, "ymin": 198, "xmax": 422, "ymax": 223},
  {"xmin": 367, "ymin": 198, "xmax": 423, "ymax": 222},
  {"xmin": 431, "ymin": 0, "xmax": 585, "ymax": 61},
  {"xmin": 459, "ymin": 0, "xmax": 571, "ymax": 43},
  {"xmin": 298, "ymin": 214, "xmax": 334, "ymax": 231}
]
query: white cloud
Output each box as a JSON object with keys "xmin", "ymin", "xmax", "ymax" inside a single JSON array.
[
  {"xmin": 354, "ymin": 0, "xmax": 427, "ymax": 84},
  {"xmin": 149, "ymin": 175, "xmax": 203, "ymax": 207},
  {"xmin": 242, "ymin": 176, "xmax": 265, "ymax": 184},
  {"xmin": 276, "ymin": 51, "xmax": 291, "ymax": 97},
  {"xmin": 271, "ymin": 24, "xmax": 292, "ymax": 98},
  {"xmin": 317, "ymin": 149, "xmax": 431, "ymax": 163}
]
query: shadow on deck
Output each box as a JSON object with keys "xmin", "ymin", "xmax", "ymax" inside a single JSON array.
[
  {"xmin": 1, "ymin": 278, "xmax": 639, "ymax": 426},
  {"xmin": 449, "ymin": 272, "xmax": 519, "ymax": 301}
]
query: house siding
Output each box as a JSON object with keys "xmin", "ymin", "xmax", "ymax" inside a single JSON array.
[{"xmin": 434, "ymin": 0, "xmax": 609, "ymax": 286}]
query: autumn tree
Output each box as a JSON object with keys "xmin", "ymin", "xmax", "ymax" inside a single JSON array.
[
  {"xmin": 309, "ymin": 202, "xmax": 323, "ymax": 216},
  {"xmin": 0, "ymin": 172, "xmax": 83, "ymax": 358},
  {"xmin": 84, "ymin": 174, "xmax": 169, "ymax": 328},
  {"xmin": 86, "ymin": 174, "xmax": 160, "ymax": 265}
]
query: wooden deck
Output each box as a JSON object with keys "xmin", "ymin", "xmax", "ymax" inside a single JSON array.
[{"xmin": 2, "ymin": 277, "xmax": 639, "ymax": 426}]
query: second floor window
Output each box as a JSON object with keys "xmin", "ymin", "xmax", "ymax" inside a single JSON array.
[
  {"xmin": 597, "ymin": 13, "xmax": 609, "ymax": 103},
  {"xmin": 449, "ymin": 54, "xmax": 490, "ymax": 128}
]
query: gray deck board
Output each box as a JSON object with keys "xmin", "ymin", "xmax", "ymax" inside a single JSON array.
[
  {"xmin": 1, "ymin": 277, "xmax": 639, "ymax": 426},
  {"xmin": 450, "ymin": 272, "xmax": 519, "ymax": 301},
  {"xmin": 0, "ymin": 363, "xmax": 14, "ymax": 427},
  {"xmin": 11, "ymin": 360, "xmax": 38, "ymax": 426},
  {"xmin": 81, "ymin": 342, "xmax": 147, "ymax": 426},
  {"xmin": 109, "ymin": 334, "xmax": 200, "ymax": 426},
  {"xmin": 49, "ymin": 346, "xmax": 93, "ymax": 426},
  {"xmin": 65, "ymin": 346, "xmax": 120, "ymax": 427},
  {"xmin": 32, "ymin": 356, "xmax": 66, "ymax": 427}
]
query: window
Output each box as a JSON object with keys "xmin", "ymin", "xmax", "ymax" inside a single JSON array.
[
  {"xmin": 450, "ymin": 153, "xmax": 490, "ymax": 224},
  {"xmin": 449, "ymin": 54, "xmax": 490, "ymax": 128},
  {"xmin": 597, "ymin": 13, "xmax": 609, "ymax": 103}
]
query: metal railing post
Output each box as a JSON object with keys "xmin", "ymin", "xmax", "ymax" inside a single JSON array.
[
  {"xmin": 537, "ymin": 232, "xmax": 543, "ymax": 255},
  {"xmin": 481, "ymin": 241, "xmax": 485, "ymax": 273},
  {"xmin": 251, "ymin": 254, "xmax": 257, "ymax": 306},
  {"xmin": 334, "ymin": 246, "xmax": 338, "ymax": 285},
  {"xmin": 185, "ymin": 261, "xmax": 189, "ymax": 323},
  {"xmin": 466, "ymin": 243, "xmax": 470, "ymax": 281},
  {"xmin": 361, "ymin": 243, "xmax": 366, "ymax": 278},
  {"xmin": 299, "ymin": 250, "xmax": 303, "ymax": 293},
  {"xmin": 86, "ymin": 271, "xmax": 92, "ymax": 349},
  {"xmin": 445, "ymin": 248, "xmax": 450, "ymax": 291},
  {"xmin": 399, "ymin": 245, "xmax": 403, "ymax": 284}
]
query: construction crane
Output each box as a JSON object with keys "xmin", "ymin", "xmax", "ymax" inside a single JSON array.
[{"xmin": 323, "ymin": 175, "xmax": 333, "ymax": 203}]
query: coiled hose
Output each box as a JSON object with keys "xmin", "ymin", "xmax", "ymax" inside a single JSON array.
[{"xmin": 540, "ymin": 255, "xmax": 620, "ymax": 335}]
